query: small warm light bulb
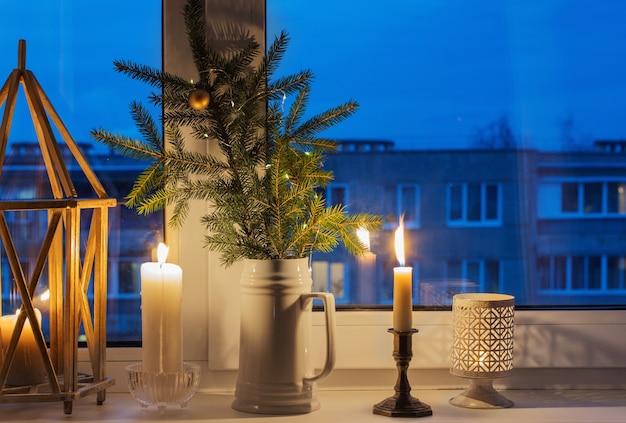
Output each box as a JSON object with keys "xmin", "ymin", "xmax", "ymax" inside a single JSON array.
[
  {"xmin": 39, "ymin": 289, "xmax": 50, "ymax": 301},
  {"xmin": 357, "ymin": 227, "xmax": 371, "ymax": 251},
  {"xmin": 157, "ymin": 242, "xmax": 169, "ymax": 265}
]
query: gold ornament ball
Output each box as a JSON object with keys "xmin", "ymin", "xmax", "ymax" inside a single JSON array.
[{"xmin": 188, "ymin": 88, "xmax": 210, "ymax": 110}]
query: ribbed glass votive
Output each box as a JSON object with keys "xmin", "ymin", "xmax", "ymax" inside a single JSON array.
[{"xmin": 126, "ymin": 362, "xmax": 200, "ymax": 415}]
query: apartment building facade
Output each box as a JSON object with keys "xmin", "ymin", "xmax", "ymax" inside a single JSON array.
[{"xmin": 317, "ymin": 140, "xmax": 626, "ymax": 307}]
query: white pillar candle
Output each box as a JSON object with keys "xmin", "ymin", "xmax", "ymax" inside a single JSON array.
[
  {"xmin": 140, "ymin": 243, "xmax": 183, "ymax": 373},
  {"xmin": 393, "ymin": 219, "xmax": 413, "ymax": 332},
  {"xmin": 0, "ymin": 308, "xmax": 46, "ymax": 385}
]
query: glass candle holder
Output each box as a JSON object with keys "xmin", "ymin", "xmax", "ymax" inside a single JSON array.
[{"xmin": 126, "ymin": 362, "xmax": 200, "ymax": 415}]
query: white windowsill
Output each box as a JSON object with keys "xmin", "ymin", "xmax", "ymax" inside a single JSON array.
[{"xmin": 2, "ymin": 389, "xmax": 624, "ymax": 422}]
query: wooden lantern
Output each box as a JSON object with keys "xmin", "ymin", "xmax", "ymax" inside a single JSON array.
[{"xmin": 0, "ymin": 40, "xmax": 116, "ymax": 414}]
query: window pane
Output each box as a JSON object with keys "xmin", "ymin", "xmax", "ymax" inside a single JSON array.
[
  {"xmin": 449, "ymin": 184, "xmax": 463, "ymax": 221},
  {"xmin": 554, "ymin": 257, "xmax": 568, "ymax": 290},
  {"xmin": 571, "ymin": 257, "xmax": 584, "ymax": 289},
  {"xmin": 384, "ymin": 185, "xmax": 397, "ymax": 223},
  {"xmin": 587, "ymin": 256, "xmax": 602, "ymax": 290},
  {"xmin": 607, "ymin": 182, "xmax": 626, "ymax": 214},
  {"xmin": 447, "ymin": 260, "xmax": 463, "ymax": 280},
  {"xmin": 538, "ymin": 257, "xmax": 551, "ymax": 290},
  {"xmin": 118, "ymin": 261, "xmax": 141, "ymax": 295},
  {"xmin": 465, "ymin": 261, "xmax": 480, "ymax": 285},
  {"xmin": 330, "ymin": 262, "xmax": 346, "ymax": 299},
  {"xmin": 401, "ymin": 186, "xmax": 417, "ymax": 222},
  {"xmin": 0, "ymin": 2, "xmax": 162, "ymax": 342},
  {"xmin": 467, "ymin": 184, "xmax": 481, "ymax": 221},
  {"xmin": 269, "ymin": 0, "xmax": 626, "ymax": 308},
  {"xmin": 484, "ymin": 260, "xmax": 500, "ymax": 292},
  {"xmin": 329, "ymin": 186, "xmax": 346, "ymax": 207},
  {"xmin": 607, "ymin": 256, "xmax": 625, "ymax": 290},
  {"xmin": 583, "ymin": 182, "xmax": 603, "ymax": 213},
  {"xmin": 485, "ymin": 184, "xmax": 499, "ymax": 220},
  {"xmin": 562, "ymin": 183, "xmax": 579, "ymax": 212}
]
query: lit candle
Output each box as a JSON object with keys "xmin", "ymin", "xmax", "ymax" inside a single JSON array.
[
  {"xmin": 357, "ymin": 227, "xmax": 377, "ymax": 304},
  {"xmin": 0, "ymin": 308, "xmax": 46, "ymax": 385},
  {"xmin": 140, "ymin": 243, "xmax": 183, "ymax": 373},
  {"xmin": 393, "ymin": 218, "xmax": 413, "ymax": 332}
]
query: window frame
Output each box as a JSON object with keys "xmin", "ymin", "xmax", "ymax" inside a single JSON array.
[
  {"xmin": 446, "ymin": 182, "xmax": 502, "ymax": 227},
  {"xmin": 538, "ymin": 254, "xmax": 626, "ymax": 294},
  {"xmin": 539, "ymin": 177, "xmax": 626, "ymax": 218},
  {"xmin": 382, "ymin": 183, "xmax": 421, "ymax": 229},
  {"xmin": 398, "ymin": 183, "xmax": 420, "ymax": 229},
  {"xmin": 445, "ymin": 259, "xmax": 502, "ymax": 292},
  {"xmin": 326, "ymin": 183, "xmax": 350, "ymax": 210},
  {"xmin": 83, "ymin": 0, "xmax": 626, "ymax": 393}
]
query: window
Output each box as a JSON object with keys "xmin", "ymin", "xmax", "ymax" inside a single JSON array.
[
  {"xmin": 312, "ymin": 261, "xmax": 350, "ymax": 304},
  {"xmin": 178, "ymin": 0, "xmax": 625, "ymax": 390},
  {"xmin": 540, "ymin": 179, "xmax": 626, "ymax": 217},
  {"xmin": 538, "ymin": 255, "xmax": 626, "ymax": 295},
  {"xmin": 561, "ymin": 182, "xmax": 580, "ymax": 213},
  {"xmin": 0, "ymin": 1, "xmax": 162, "ymax": 342},
  {"xmin": 608, "ymin": 182, "xmax": 626, "ymax": 213},
  {"xmin": 447, "ymin": 183, "xmax": 501, "ymax": 226},
  {"xmin": 266, "ymin": 0, "xmax": 626, "ymax": 309},
  {"xmin": 327, "ymin": 184, "xmax": 348, "ymax": 209},
  {"xmin": 0, "ymin": 0, "xmax": 620, "ymax": 397},
  {"xmin": 445, "ymin": 259, "xmax": 501, "ymax": 293},
  {"xmin": 382, "ymin": 184, "xmax": 420, "ymax": 228}
]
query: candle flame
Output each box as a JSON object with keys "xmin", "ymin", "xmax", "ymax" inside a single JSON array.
[
  {"xmin": 157, "ymin": 242, "xmax": 169, "ymax": 265},
  {"xmin": 356, "ymin": 227, "xmax": 370, "ymax": 251},
  {"xmin": 394, "ymin": 216, "xmax": 405, "ymax": 267}
]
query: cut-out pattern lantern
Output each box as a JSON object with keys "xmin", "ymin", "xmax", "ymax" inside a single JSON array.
[{"xmin": 450, "ymin": 293, "xmax": 515, "ymax": 409}]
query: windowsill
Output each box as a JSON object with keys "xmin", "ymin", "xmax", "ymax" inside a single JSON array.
[{"xmin": 2, "ymin": 389, "xmax": 624, "ymax": 422}]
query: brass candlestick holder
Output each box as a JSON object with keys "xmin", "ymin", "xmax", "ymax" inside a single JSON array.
[{"xmin": 373, "ymin": 329, "xmax": 433, "ymax": 418}]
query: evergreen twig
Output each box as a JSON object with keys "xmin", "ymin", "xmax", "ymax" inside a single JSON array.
[{"xmin": 90, "ymin": 0, "xmax": 382, "ymax": 267}]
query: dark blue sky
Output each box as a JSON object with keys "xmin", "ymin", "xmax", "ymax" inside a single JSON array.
[
  {"xmin": 2, "ymin": 1, "xmax": 626, "ymax": 152},
  {"xmin": 0, "ymin": 1, "xmax": 160, "ymax": 149},
  {"xmin": 268, "ymin": 0, "xmax": 626, "ymax": 150}
]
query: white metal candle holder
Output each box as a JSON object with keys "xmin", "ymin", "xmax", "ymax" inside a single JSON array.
[
  {"xmin": 449, "ymin": 293, "xmax": 515, "ymax": 409},
  {"xmin": 0, "ymin": 40, "xmax": 116, "ymax": 414}
]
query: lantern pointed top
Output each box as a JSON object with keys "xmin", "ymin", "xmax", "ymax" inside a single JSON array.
[
  {"xmin": 18, "ymin": 39, "xmax": 26, "ymax": 70},
  {"xmin": 0, "ymin": 39, "xmax": 109, "ymax": 200}
]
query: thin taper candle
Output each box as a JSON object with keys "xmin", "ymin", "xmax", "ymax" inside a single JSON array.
[{"xmin": 393, "ymin": 218, "xmax": 413, "ymax": 331}]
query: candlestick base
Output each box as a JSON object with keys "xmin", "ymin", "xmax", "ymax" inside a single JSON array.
[
  {"xmin": 126, "ymin": 362, "xmax": 200, "ymax": 415},
  {"xmin": 373, "ymin": 394, "xmax": 434, "ymax": 418},
  {"xmin": 373, "ymin": 329, "xmax": 433, "ymax": 418}
]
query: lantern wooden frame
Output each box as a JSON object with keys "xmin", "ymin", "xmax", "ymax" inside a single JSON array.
[{"xmin": 0, "ymin": 40, "xmax": 116, "ymax": 414}]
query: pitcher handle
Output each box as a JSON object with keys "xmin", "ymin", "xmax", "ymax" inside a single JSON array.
[{"xmin": 301, "ymin": 292, "xmax": 336, "ymax": 383}]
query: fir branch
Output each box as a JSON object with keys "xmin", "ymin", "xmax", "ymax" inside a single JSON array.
[
  {"xmin": 265, "ymin": 31, "xmax": 290, "ymax": 80},
  {"xmin": 129, "ymin": 101, "xmax": 162, "ymax": 151},
  {"xmin": 292, "ymin": 100, "xmax": 359, "ymax": 139},
  {"xmin": 89, "ymin": 129, "xmax": 162, "ymax": 161},
  {"xmin": 283, "ymin": 83, "xmax": 310, "ymax": 137},
  {"xmin": 113, "ymin": 59, "xmax": 189, "ymax": 89},
  {"xmin": 92, "ymin": 0, "xmax": 382, "ymax": 266},
  {"xmin": 126, "ymin": 162, "xmax": 165, "ymax": 208},
  {"xmin": 183, "ymin": 0, "xmax": 212, "ymax": 74}
]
